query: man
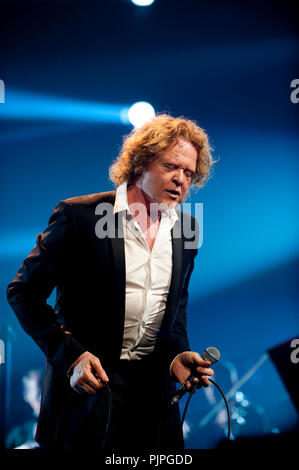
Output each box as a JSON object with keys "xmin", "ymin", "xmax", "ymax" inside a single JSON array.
[{"xmin": 7, "ymin": 114, "xmax": 215, "ymax": 450}]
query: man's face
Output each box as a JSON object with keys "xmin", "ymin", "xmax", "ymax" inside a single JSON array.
[{"xmin": 136, "ymin": 138, "xmax": 197, "ymax": 207}]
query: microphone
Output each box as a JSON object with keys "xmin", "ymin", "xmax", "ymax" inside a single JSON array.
[{"xmin": 170, "ymin": 347, "xmax": 220, "ymax": 406}]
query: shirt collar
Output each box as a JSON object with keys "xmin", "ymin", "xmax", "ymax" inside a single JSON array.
[
  {"xmin": 114, "ymin": 181, "xmax": 130, "ymax": 214},
  {"xmin": 114, "ymin": 180, "xmax": 179, "ymax": 225}
]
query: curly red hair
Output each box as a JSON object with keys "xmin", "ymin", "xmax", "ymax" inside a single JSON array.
[{"xmin": 109, "ymin": 114, "xmax": 215, "ymax": 188}]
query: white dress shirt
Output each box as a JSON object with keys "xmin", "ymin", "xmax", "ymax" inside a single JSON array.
[{"xmin": 113, "ymin": 181, "xmax": 178, "ymax": 360}]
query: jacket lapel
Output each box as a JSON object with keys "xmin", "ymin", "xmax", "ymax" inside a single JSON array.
[
  {"xmin": 161, "ymin": 218, "xmax": 183, "ymax": 328},
  {"xmin": 109, "ymin": 207, "xmax": 126, "ymax": 347}
]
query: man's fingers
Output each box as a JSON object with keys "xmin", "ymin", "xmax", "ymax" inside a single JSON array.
[
  {"xmin": 185, "ymin": 380, "xmax": 194, "ymax": 391},
  {"xmin": 172, "ymin": 351, "xmax": 215, "ymax": 389},
  {"xmin": 69, "ymin": 351, "xmax": 109, "ymax": 394},
  {"xmin": 195, "ymin": 366, "xmax": 214, "ymax": 377},
  {"xmin": 195, "ymin": 359, "xmax": 211, "ymax": 368},
  {"xmin": 84, "ymin": 370, "xmax": 105, "ymax": 390},
  {"xmin": 186, "ymin": 375, "xmax": 211, "ymax": 390},
  {"xmin": 73, "ymin": 369, "xmax": 107, "ymax": 394},
  {"xmin": 202, "ymin": 361, "xmax": 212, "ymax": 367},
  {"xmin": 90, "ymin": 357, "xmax": 109, "ymax": 383},
  {"xmin": 195, "ymin": 354, "xmax": 215, "ymax": 369},
  {"xmin": 184, "ymin": 361, "xmax": 214, "ymax": 390},
  {"xmin": 70, "ymin": 368, "xmax": 102, "ymax": 392},
  {"xmin": 201, "ymin": 376, "xmax": 211, "ymax": 387},
  {"xmin": 74, "ymin": 382, "xmax": 97, "ymax": 395}
]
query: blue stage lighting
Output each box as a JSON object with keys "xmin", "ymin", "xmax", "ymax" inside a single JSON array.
[
  {"xmin": 131, "ymin": 0, "xmax": 155, "ymax": 6},
  {"xmin": 127, "ymin": 101, "xmax": 155, "ymax": 128},
  {"xmin": 0, "ymin": 88, "xmax": 131, "ymax": 125}
]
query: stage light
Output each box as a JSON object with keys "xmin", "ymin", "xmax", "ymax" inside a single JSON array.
[
  {"xmin": 236, "ymin": 417, "xmax": 246, "ymax": 425},
  {"xmin": 0, "ymin": 88, "xmax": 131, "ymax": 125},
  {"xmin": 127, "ymin": 101, "xmax": 155, "ymax": 128},
  {"xmin": 235, "ymin": 391, "xmax": 244, "ymax": 402},
  {"xmin": 241, "ymin": 399, "xmax": 249, "ymax": 407},
  {"xmin": 131, "ymin": 0, "xmax": 155, "ymax": 6},
  {"xmin": 271, "ymin": 428, "xmax": 280, "ymax": 434}
]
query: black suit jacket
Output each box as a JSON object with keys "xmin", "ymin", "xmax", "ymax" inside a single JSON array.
[{"xmin": 7, "ymin": 191, "xmax": 198, "ymax": 446}]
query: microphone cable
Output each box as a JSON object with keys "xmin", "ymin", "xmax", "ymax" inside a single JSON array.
[
  {"xmin": 180, "ymin": 378, "xmax": 231, "ymax": 440},
  {"xmin": 101, "ymin": 383, "xmax": 112, "ymax": 448},
  {"xmin": 54, "ymin": 382, "xmax": 113, "ymax": 449}
]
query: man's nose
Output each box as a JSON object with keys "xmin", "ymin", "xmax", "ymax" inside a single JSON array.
[{"xmin": 173, "ymin": 169, "xmax": 184, "ymax": 185}]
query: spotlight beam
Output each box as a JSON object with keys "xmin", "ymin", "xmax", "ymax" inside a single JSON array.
[{"xmin": 0, "ymin": 88, "xmax": 131, "ymax": 124}]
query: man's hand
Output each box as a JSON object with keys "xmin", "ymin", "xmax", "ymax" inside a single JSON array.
[
  {"xmin": 171, "ymin": 351, "xmax": 214, "ymax": 390},
  {"xmin": 69, "ymin": 351, "xmax": 109, "ymax": 395}
]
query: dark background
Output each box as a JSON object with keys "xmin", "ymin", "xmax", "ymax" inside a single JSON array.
[{"xmin": 0, "ymin": 0, "xmax": 298, "ymax": 448}]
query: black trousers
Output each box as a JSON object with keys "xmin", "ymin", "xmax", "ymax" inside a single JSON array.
[{"xmin": 65, "ymin": 358, "xmax": 184, "ymax": 450}]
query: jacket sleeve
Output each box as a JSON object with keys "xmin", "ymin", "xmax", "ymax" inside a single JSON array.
[{"xmin": 6, "ymin": 201, "xmax": 86, "ymax": 377}]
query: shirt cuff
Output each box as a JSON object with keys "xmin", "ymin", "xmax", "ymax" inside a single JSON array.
[
  {"xmin": 66, "ymin": 351, "xmax": 87, "ymax": 378},
  {"xmin": 169, "ymin": 352, "xmax": 182, "ymax": 377},
  {"xmin": 66, "ymin": 362, "xmax": 75, "ymax": 379}
]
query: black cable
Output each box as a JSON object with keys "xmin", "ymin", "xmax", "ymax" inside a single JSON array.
[
  {"xmin": 54, "ymin": 383, "xmax": 113, "ymax": 449},
  {"xmin": 54, "ymin": 392, "xmax": 77, "ymax": 448},
  {"xmin": 180, "ymin": 378, "xmax": 231, "ymax": 440},
  {"xmin": 208, "ymin": 378, "xmax": 231, "ymax": 440},
  {"xmin": 57, "ymin": 379, "xmax": 230, "ymax": 448},
  {"xmin": 101, "ymin": 383, "xmax": 112, "ymax": 448},
  {"xmin": 180, "ymin": 386, "xmax": 196, "ymax": 426}
]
